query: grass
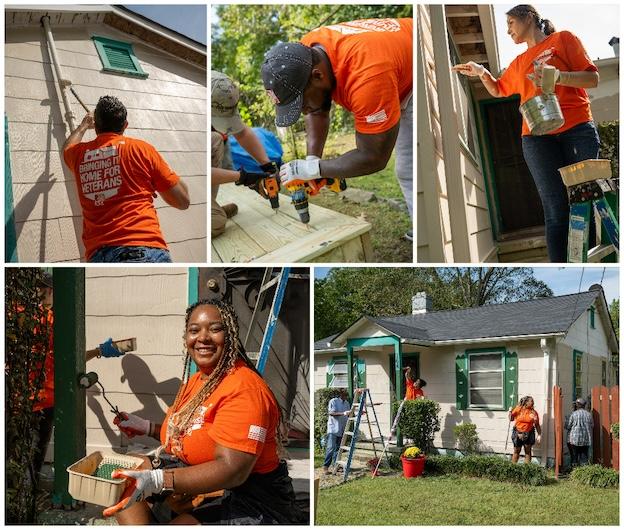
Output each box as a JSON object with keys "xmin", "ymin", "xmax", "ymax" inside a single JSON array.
[{"xmin": 316, "ymin": 474, "xmax": 619, "ymax": 525}]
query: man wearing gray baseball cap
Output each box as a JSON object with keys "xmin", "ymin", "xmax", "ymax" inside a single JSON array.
[
  {"xmin": 261, "ymin": 18, "xmax": 413, "ymax": 239},
  {"xmin": 565, "ymin": 398, "xmax": 593, "ymax": 467},
  {"xmin": 211, "ymin": 71, "xmax": 279, "ymax": 237}
]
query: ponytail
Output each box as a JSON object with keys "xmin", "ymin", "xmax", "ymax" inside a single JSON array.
[{"xmin": 541, "ymin": 18, "xmax": 555, "ymax": 35}]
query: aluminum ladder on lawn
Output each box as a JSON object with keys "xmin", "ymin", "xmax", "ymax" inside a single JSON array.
[
  {"xmin": 333, "ymin": 388, "xmax": 385, "ymax": 482},
  {"xmin": 566, "ymin": 175, "xmax": 619, "ymax": 263},
  {"xmin": 372, "ymin": 397, "xmax": 408, "ymax": 477},
  {"xmin": 243, "ymin": 267, "xmax": 291, "ymax": 375}
]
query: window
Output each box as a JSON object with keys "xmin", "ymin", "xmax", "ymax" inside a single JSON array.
[
  {"xmin": 327, "ymin": 357, "xmax": 348, "ymax": 388},
  {"xmin": 92, "ymin": 36, "xmax": 148, "ymax": 78},
  {"xmin": 574, "ymin": 350, "xmax": 583, "ymax": 400},
  {"xmin": 468, "ymin": 351, "xmax": 504, "ymax": 408}
]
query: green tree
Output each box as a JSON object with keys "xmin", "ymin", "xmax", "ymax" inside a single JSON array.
[
  {"xmin": 314, "ymin": 267, "xmax": 553, "ymax": 339},
  {"xmin": 5, "ymin": 268, "xmax": 51, "ymax": 523},
  {"xmin": 609, "ymin": 298, "xmax": 619, "ymax": 338}
]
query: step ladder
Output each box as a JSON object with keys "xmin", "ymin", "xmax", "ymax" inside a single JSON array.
[
  {"xmin": 372, "ymin": 398, "xmax": 407, "ymax": 477},
  {"xmin": 242, "ymin": 267, "xmax": 290, "ymax": 375},
  {"xmin": 333, "ymin": 388, "xmax": 385, "ymax": 482},
  {"xmin": 563, "ymin": 161, "xmax": 619, "ymax": 263}
]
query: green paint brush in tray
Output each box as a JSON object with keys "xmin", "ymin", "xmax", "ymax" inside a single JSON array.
[{"xmin": 67, "ymin": 451, "xmax": 144, "ymax": 507}]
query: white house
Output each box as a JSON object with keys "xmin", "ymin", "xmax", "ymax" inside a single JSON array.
[
  {"xmin": 314, "ymin": 286, "xmax": 618, "ymax": 465},
  {"xmin": 5, "ymin": 5, "xmax": 207, "ymax": 262}
]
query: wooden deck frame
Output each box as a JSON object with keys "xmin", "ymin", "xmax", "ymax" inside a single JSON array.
[{"xmin": 211, "ymin": 185, "xmax": 373, "ymax": 263}]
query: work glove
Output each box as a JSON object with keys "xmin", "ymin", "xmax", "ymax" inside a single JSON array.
[
  {"xmin": 451, "ymin": 61, "xmax": 486, "ymax": 77},
  {"xmin": 236, "ymin": 167, "xmax": 269, "ymax": 188},
  {"xmin": 260, "ymin": 161, "xmax": 279, "ymax": 176},
  {"xmin": 279, "ymin": 157, "xmax": 321, "ymax": 186},
  {"xmin": 102, "ymin": 468, "xmax": 164, "ymax": 517},
  {"xmin": 98, "ymin": 338, "xmax": 124, "ymax": 358},
  {"xmin": 114, "ymin": 412, "xmax": 150, "ymax": 438}
]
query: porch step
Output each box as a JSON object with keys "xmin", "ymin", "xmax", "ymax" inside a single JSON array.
[{"xmin": 498, "ymin": 235, "xmax": 548, "ymax": 262}]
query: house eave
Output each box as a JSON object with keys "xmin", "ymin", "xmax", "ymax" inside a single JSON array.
[
  {"xmin": 402, "ymin": 332, "xmax": 566, "ymax": 347},
  {"xmin": 314, "ymin": 347, "xmax": 347, "ymax": 355}
]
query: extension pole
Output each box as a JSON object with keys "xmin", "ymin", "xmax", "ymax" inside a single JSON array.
[
  {"xmin": 41, "ymin": 16, "xmax": 76, "ymax": 131},
  {"xmin": 372, "ymin": 398, "xmax": 407, "ymax": 477}
]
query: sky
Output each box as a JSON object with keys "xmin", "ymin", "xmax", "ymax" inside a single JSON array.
[
  {"xmin": 124, "ymin": 5, "xmax": 207, "ymax": 45},
  {"xmin": 493, "ymin": 4, "xmax": 619, "ymax": 67},
  {"xmin": 313, "ymin": 267, "xmax": 619, "ymax": 302}
]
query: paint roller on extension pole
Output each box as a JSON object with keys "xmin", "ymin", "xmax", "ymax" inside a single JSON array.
[{"xmin": 70, "ymin": 87, "xmax": 90, "ymax": 113}]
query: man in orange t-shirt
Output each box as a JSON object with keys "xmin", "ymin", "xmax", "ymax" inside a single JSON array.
[
  {"xmin": 261, "ymin": 18, "xmax": 414, "ymax": 237},
  {"xmin": 63, "ymin": 96, "xmax": 190, "ymax": 262}
]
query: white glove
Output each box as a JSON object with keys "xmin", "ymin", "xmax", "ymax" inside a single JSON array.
[
  {"xmin": 535, "ymin": 434, "xmax": 542, "ymax": 445},
  {"xmin": 343, "ymin": 410, "xmax": 350, "ymax": 416},
  {"xmin": 114, "ymin": 412, "xmax": 150, "ymax": 438},
  {"xmin": 279, "ymin": 158, "xmax": 321, "ymax": 186},
  {"xmin": 452, "ymin": 61, "xmax": 485, "ymax": 77},
  {"xmin": 102, "ymin": 468, "xmax": 164, "ymax": 517}
]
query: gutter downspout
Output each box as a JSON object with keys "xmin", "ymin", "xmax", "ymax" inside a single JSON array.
[
  {"xmin": 41, "ymin": 16, "xmax": 76, "ymax": 132},
  {"xmin": 540, "ymin": 338, "xmax": 553, "ymax": 467}
]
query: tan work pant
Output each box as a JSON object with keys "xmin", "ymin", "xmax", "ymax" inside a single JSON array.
[{"xmin": 211, "ymin": 131, "xmax": 227, "ymax": 238}]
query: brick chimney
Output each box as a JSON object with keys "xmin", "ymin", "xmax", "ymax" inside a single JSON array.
[{"xmin": 412, "ymin": 292, "xmax": 432, "ymax": 314}]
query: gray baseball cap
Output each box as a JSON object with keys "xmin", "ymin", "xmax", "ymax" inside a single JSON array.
[
  {"xmin": 211, "ymin": 71, "xmax": 245, "ymax": 135},
  {"xmin": 261, "ymin": 42, "xmax": 313, "ymax": 127}
]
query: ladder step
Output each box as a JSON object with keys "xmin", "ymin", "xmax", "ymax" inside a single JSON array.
[
  {"xmin": 340, "ymin": 446, "xmax": 351, "ymax": 451},
  {"xmin": 344, "ymin": 431, "xmax": 355, "ymax": 436}
]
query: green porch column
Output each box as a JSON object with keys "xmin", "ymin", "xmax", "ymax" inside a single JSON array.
[
  {"xmin": 394, "ymin": 340, "xmax": 403, "ymax": 447},
  {"xmin": 52, "ymin": 268, "xmax": 86, "ymax": 507},
  {"xmin": 346, "ymin": 341, "xmax": 354, "ymax": 399}
]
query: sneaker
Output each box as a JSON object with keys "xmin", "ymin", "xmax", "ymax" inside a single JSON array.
[
  {"xmin": 222, "ymin": 203, "xmax": 238, "ymax": 218},
  {"xmin": 404, "ymin": 230, "xmax": 413, "ymax": 242}
]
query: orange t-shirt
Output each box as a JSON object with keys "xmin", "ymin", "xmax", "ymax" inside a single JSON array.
[
  {"xmin": 160, "ymin": 360, "xmax": 280, "ymax": 474},
  {"xmin": 301, "ymin": 18, "xmax": 413, "ymax": 134},
  {"xmin": 497, "ymin": 31, "xmax": 597, "ymax": 136},
  {"xmin": 405, "ymin": 381, "xmax": 424, "ymax": 400},
  {"xmin": 63, "ymin": 134, "xmax": 179, "ymax": 260},
  {"xmin": 511, "ymin": 406, "xmax": 540, "ymax": 433}
]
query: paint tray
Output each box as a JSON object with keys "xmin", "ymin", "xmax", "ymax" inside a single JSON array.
[
  {"xmin": 67, "ymin": 451, "xmax": 144, "ymax": 507},
  {"xmin": 559, "ymin": 159, "xmax": 612, "ymax": 187}
]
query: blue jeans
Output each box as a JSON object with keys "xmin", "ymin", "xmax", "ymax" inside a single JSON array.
[
  {"xmin": 521, "ymin": 121, "xmax": 601, "ymax": 262},
  {"xmin": 89, "ymin": 246, "xmax": 172, "ymax": 263},
  {"xmin": 323, "ymin": 433, "xmax": 341, "ymax": 468}
]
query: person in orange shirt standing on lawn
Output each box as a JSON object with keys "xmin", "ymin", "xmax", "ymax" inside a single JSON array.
[
  {"xmin": 63, "ymin": 96, "xmax": 190, "ymax": 262},
  {"xmin": 104, "ymin": 300, "xmax": 306, "ymax": 525},
  {"xmin": 509, "ymin": 395, "xmax": 542, "ymax": 463},
  {"xmin": 453, "ymin": 4, "xmax": 600, "ymax": 262},
  {"xmin": 261, "ymin": 18, "xmax": 414, "ymax": 240}
]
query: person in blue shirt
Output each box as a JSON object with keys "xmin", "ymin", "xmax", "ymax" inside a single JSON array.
[{"xmin": 323, "ymin": 388, "xmax": 352, "ymax": 473}]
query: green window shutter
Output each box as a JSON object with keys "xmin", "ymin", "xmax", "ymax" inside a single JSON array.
[
  {"xmin": 326, "ymin": 358, "xmax": 335, "ymax": 388},
  {"xmin": 356, "ymin": 357, "xmax": 366, "ymax": 388},
  {"xmin": 589, "ymin": 306, "xmax": 595, "ymax": 329},
  {"xmin": 455, "ymin": 353, "xmax": 468, "ymax": 410},
  {"xmin": 573, "ymin": 350, "xmax": 583, "ymax": 400},
  {"xmin": 504, "ymin": 350, "xmax": 518, "ymax": 409},
  {"xmin": 4, "ymin": 115, "xmax": 18, "ymax": 262},
  {"xmin": 92, "ymin": 36, "xmax": 148, "ymax": 79}
]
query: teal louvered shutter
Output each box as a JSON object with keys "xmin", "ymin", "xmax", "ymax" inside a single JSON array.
[
  {"xmin": 356, "ymin": 357, "xmax": 366, "ymax": 388},
  {"xmin": 504, "ymin": 350, "xmax": 518, "ymax": 409},
  {"xmin": 326, "ymin": 358, "xmax": 335, "ymax": 387},
  {"xmin": 455, "ymin": 353, "xmax": 468, "ymax": 410},
  {"xmin": 92, "ymin": 36, "xmax": 148, "ymax": 78}
]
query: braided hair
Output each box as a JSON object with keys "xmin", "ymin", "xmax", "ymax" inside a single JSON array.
[
  {"xmin": 519, "ymin": 395, "xmax": 534, "ymax": 408},
  {"xmin": 506, "ymin": 5, "xmax": 556, "ymax": 36},
  {"xmin": 154, "ymin": 299, "xmax": 284, "ymax": 465}
]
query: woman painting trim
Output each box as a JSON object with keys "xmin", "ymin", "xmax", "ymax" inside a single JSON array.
[
  {"xmin": 104, "ymin": 300, "xmax": 307, "ymax": 525},
  {"xmin": 404, "ymin": 367, "xmax": 427, "ymax": 400},
  {"xmin": 453, "ymin": 4, "xmax": 600, "ymax": 263},
  {"xmin": 509, "ymin": 395, "xmax": 541, "ymax": 463}
]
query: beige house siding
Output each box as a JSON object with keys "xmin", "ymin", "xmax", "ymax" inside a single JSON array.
[
  {"xmin": 84, "ymin": 268, "xmax": 189, "ymax": 453},
  {"xmin": 588, "ymin": 58, "xmax": 619, "ymax": 124},
  {"xmin": 6, "ymin": 20, "xmax": 207, "ymax": 262}
]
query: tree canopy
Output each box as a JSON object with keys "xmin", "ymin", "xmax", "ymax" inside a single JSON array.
[
  {"xmin": 314, "ymin": 267, "xmax": 554, "ymax": 339},
  {"xmin": 212, "ymin": 5, "xmax": 413, "ymax": 131}
]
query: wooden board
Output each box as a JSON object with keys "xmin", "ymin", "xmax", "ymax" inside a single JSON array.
[
  {"xmin": 211, "ymin": 186, "xmax": 373, "ymax": 263},
  {"xmin": 611, "ymin": 386, "xmax": 619, "ymax": 471},
  {"xmin": 591, "ymin": 386, "xmax": 602, "ymax": 464},
  {"xmin": 600, "ymin": 385, "xmax": 611, "ymax": 467}
]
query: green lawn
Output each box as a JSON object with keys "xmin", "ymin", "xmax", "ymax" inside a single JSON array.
[{"xmin": 316, "ymin": 474, "xmax": 619, "ymax": 525}]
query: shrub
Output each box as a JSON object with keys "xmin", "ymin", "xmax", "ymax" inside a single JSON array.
[
  {"xmin": 386, "ymin": 453, "xmax": 401, "ymax": 470},
  {"xmin": 314, "ymin": 388, "xmax": 345, "ymax": 448},
  {"xmin": 597, "ymin": 121, "xmax": 619, "ymax": 179},
  {"xmin": 394, "ymin": 399, "xmax": 441, "ymax": 453},
  {"xmin": 611, "ymin": 423, "xmax": 619, "ymax": 440},
  {"xmin": 453, "ymin": 423, "xmax": 479, "ymax": 454},
  {"xmin": 424, "ymin": 454, "xmax": 547, "ymax": 486},
  {"xmin": 571, "ymin": 465, "xmax": 619, "ymax": 489}
]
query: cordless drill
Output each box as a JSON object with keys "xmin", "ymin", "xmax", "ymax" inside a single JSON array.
[{"xmin": 285, "ymin": 177, "xmax": 347, "ymax": 224}]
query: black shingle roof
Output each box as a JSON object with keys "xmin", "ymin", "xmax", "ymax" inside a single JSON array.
[{"xmin": 369, "ymin": 291, "xmax": 599, "ymax": 342}]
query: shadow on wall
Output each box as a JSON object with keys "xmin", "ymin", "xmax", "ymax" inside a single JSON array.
[
  {"xmin": 441, "ymin": 406, "xmax": 495, "ymax": 450},
  {"xmin": 88, "ymin": 354, "xmax": 181, "ymax": 448}
]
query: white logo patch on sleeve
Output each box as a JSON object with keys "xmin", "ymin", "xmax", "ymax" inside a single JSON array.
[
  {"xmin": 248, "ymin": 425, "xmax": 267, "ymax": 443},
  {"xmin": 366, "ymin": 109, "xmax": 388, "ymax": 124}
]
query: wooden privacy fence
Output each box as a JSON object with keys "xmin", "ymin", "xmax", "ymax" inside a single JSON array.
[{"xmin": 591, "ymin": 385, "xmax": 619, "ymax": 470}]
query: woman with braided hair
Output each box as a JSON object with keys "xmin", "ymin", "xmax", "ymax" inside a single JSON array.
[
  {"xmin": 105, "ymin": 300, "xmax": 306, "ymax": 524},
  {"xmin": 453, "ymin": 4, "xmax": 600, "ymax": 262},
  {"xmin": 509, "ymin": 395, "xmax": 542, "ymax": 463}
]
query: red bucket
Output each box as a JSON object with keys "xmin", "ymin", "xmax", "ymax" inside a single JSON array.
[{"xmin": 401, "ymin": 456, "xmax": 425, "ymax": 478}]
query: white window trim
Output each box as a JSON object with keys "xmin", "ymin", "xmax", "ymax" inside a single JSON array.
[{"xmin": 468, "ymin": 351, "xmax": 504, "ymax": 409}]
